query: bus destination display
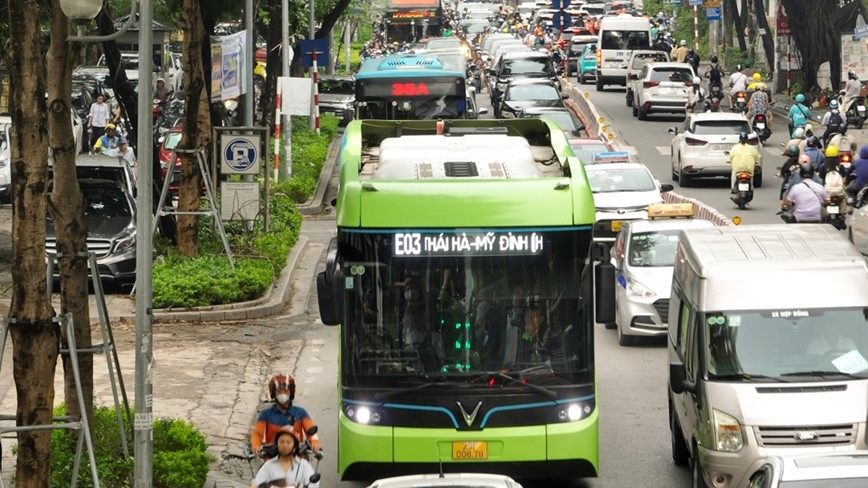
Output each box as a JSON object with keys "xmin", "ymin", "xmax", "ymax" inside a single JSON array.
[{"xmin": 393, "ymin": 231, "xmax": 545, "ymax": 257}]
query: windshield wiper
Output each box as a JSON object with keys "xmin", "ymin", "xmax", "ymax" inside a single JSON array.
[
  {"xmin": 780, "ymin": 370, "xmax": 864, "ymax": 379},
  {"xmin": 493, "ymin": 371, "xmax": 558, "ymax": 401},
  {"xmin": 710, "ymin": 373, "xmax": 789, "ymax": 382},
  {"xmin": 373, "ymin": 381, "xmax": 450, "ymax": 402}
]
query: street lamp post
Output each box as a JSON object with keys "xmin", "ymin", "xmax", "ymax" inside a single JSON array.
[{"xmin": 59, "ymin": 0, "xmax": 154, "ymax": 486}]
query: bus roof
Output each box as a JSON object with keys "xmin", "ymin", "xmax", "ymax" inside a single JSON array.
[
  {"xmin": 335, "ymin": 119, "xmax": 596, "ymax": 228},
  {"xmin": 357, "ymin": 54, "xmax": 466, "ymax": 79}
]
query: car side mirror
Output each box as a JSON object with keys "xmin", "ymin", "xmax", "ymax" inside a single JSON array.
[
  {"xmin": 478, "ymin": 107, "xmax": 489, "ymax": 115},
  {"xmin": 668, "ymin": 127, "xmax": 678, "ymax": 135},
  {"xmin": 660, "ymin": 183, "xmax": 674, "ymax": 192}
]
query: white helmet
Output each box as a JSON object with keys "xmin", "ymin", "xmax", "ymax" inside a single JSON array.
[{"xmin": 680, "ymin": 39, "xmax": 686, "ymax": 46}]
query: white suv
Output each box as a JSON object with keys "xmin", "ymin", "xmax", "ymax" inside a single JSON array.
[
  {"xmin": 631, "ymin": 62, "xmax": 695, "ymax": 120},
  {"xmin": 624, "ymin": 50, "xmax": 669, "ymax": 109}
]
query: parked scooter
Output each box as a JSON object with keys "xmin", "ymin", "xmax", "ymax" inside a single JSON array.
[
  {"xmin": 845, "ymin": 95, "xmax": 866, "ymax": 129},
  {"xmin": 751, "ymin": 113, "xmax": 772, "ymax": 142},
  {"xmin": 730, "ymin": 170, "xmax": 754, "ymax": 210}
]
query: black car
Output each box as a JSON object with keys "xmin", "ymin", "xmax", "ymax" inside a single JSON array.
[
  {"xmin": 318, "ymin": 75, "xmax": 355, "ymax": 124},
  {"xmin": 519, "ymin": 107, "xmax": 586, "ymax": 136},
  {"xmin": 45, "ymin": 175, "xmax": 137, "ymax": 285},
  {"xmin": 497, "ymin": 79, "xmax": 566, "ymax": 118},
  {"xmin": 489, "ymin": 51, "xmax": 559, "ymax": 105}
]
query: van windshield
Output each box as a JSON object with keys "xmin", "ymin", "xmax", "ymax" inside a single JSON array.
[
  {"xmin": 600, "ymin": 30, "xmax": 649, "ymax": 50},
  {"xmin": 704, "ymin": 308, "xmax": 868, "ymax": 381}
]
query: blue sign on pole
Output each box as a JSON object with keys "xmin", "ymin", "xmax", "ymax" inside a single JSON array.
[
  {"xmin": 300, "ymin": 39, "xmax": 329, "ymax": 68},
  {"xmin": 706, "ymin": 6, "xmax": 721, "ymax": 20},
  {"xmin": 551, "ymin": 0, "xmax": 571, "ymax": 9},
  {"xmin": 552, "ymin": 10, "xmax": 572, "ymax": 30},
  {"xmin": 688, "ymin": 0, "xmax": 702, "ymax": 6},
  {"xmin": 855, "ymin": 24, "xmax": 868, "ymax": 40}
]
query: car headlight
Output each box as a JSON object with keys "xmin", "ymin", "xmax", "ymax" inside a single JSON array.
[
  {"xmin": 552, "ymin": 400, "xmax": 595, "ymax": 422},
  {"xmin": 344, "ymin": 403, "xmax": 389, "ymax": 425},
  {"xmin": 626, "ymin": 278, "xmax": 656, "ymax": 298},
  {"xmin": 712, "ymin": 409, "xmax": 743, "ymax": 452},
  {"xmin": 114, "ymin": 232, "xmax": 136, "ymax": 254}
]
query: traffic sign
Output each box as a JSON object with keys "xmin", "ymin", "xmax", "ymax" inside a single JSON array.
[
  {"xmin": 776, "ymin": 2, "xmax": 790, "ymax": 37},
  {"xmin": 551, "ymin": 0, "xmax": 571, "ymax": 9},
  {"xmin": 221, "ymin": 135, "xmax": 261, "ymax": 175},
  {"xmin": 706, "ymin": 7, "xmax": 720, "ymax": 20},
  {"xmin": 552, "ymin": 10, "xmax": 572, "ymax": 30},
  {"xmin": 300, "ymin": 39, "xmax": 329, "ymax": 68},
  {"xmin": 688, "ymin": 0, "xmax": 702, "ymax": 6},
  {"xmin": 704, "ymin": 0, "xmax": 720, "ymax": 6}
]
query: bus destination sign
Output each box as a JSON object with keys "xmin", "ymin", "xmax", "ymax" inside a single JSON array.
[{"xmin": 393, "ymin": 231, "xmax": 545, "ymax": 257}]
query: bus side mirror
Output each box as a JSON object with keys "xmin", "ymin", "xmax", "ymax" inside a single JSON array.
[
  {"xmin": 316, "ymin": 238, "xmax": 342, "ymax": 326},
  {"xmin": 669, "ymin": 361, "xmax": 696, "ymax": 394}
]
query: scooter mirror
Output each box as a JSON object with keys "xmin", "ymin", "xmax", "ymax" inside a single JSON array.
[
  {"xmin": 306, "ymin": 425, "xmax": 318, "ymax": 436},
  {"xmin": 308, "ymin": 474, "xmax": 321, "ymax": 484}
]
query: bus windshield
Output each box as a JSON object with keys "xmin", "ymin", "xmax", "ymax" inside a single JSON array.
[
  {"xmin": 357, "ymin": 78, "xmax": 466, "ymax": 120},
  {"xmin": 704, "ymin": 308, "xmax": 868, "ymax": 381},
  {"xmin": 339, "ymin": 230, "xmax": 594, "ymax": 388}
]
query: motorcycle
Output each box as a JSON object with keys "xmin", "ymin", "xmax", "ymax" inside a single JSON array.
[
  {"xmin": 845, "ymin": 95, "xmax": 866, "ymax": 129},
  {"xmin": 466, "ymin": 65, "xmax": 482, "ymax": 93},
  {"xmin": 707, "ymin": 97, "xmax": 722, "ymax": 112},
  {"xmin": 708, "ymin": 82, "xmax": 723, "ymax": 103},
  {"xmin": 247, "ymin": 425, "xmax": 323, "ymax": 487},
  {"xmin": 730, "ymin": 170, "xmax": 754, "ymax": 210},
  {"xmin": 751, "ymin": 113, "xmax": 772, "ymax": 142},
  {"xmin": 734, "ymin": 91, "xmax": 747, "ymax": 113},
  {"xmin": 152, "ymin": 97, "xmax": 166, "ymax": 123},
  {"xmin": 824, "ymin": 194, "xmax": 847, "ymax": 230}
]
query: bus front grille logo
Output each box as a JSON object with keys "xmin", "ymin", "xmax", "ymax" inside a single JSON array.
[{"xmin": 457, "ymin": 401, "xmax": 482, "ymax": 427}]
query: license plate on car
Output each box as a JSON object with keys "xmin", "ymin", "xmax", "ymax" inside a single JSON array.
[
  {"xmin": 738, "ymin": 183, "xmax": 750, "ymax": 191},
  {"xmin": 827, "ymin": 205, "xmax": 839, "ymax": 214},
  {"xmin": 610, "ymin": 221, "xmax": 624, "ymax": 232},
  {"xmin": 452, "ymin": 441, "xmax": 488, "ymax": 460},
  {"xmin": 713, "ymin": 144, "xmax": 730, "ymax": 151},
  {"xmin": 756, "ymin": 123, "xmax": 766, "ymax": 129}
]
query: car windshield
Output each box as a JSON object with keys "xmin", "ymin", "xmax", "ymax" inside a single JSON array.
[
  {"xmin": 628, "ymin": 230, "xmax": 680, "ymax": 267},
  {"xmin": 571, "ymin": 41, "xmax": 595, "ymax": 54},
  {"xmin": 600, "ymin": 30, "xmax": 649, "ymax": 50},
  {"xmin": 319, "ymin": 80, "xmax": 354, "ymax": 95},
  {"xmin": 632, "ymin": 53, "xmax": 668, "ymax": 69},
  {"xmin": 507, "ymin": 84, "xmax": 560, "ymax": 101},
  {"xmin": 570, "ymin": 143, "xmax": 610, "ymax": 164},
  {"xmin": 79, "ymin": 180, "xmax": 132, "ymax": 219},
  {"xmin": 650, "ymin": 67, "xmax": 694, "ymax": 83},
  {"xmin": 586, "ymin": 167, "xmax": 656, "ymax": 193},
  {"xmin": 502, "ymin": 58, "xmax": 553, "ymax": 76},
  {"xmin": 338, "ymin": 229, "xmax": 594, "ymax": 387},
  {"xmin": 705, "ymin": 308, "xmax": 868, "ymax": 381},
  {"xmin": 692, "ymin": 120, "xmax": 751, "ymax": 135}
]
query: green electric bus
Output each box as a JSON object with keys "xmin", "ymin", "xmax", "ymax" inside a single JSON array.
[{"xmin": 317, "ymin": 118, "xmax": 613, "ymax": 481}]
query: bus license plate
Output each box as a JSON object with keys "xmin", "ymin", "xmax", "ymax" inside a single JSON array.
[
  {"xmin": 610, "ymin": 221, "xmax": 624, "ymax": 232},
  {"xmin": 827, "ymin": 205, "xmax": 839, "ymax": 214},
  {"xmin": 452, "ymin": 441, "xmax": 488, "ymax": 460}
]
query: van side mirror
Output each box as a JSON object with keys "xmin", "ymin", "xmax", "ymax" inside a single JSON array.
[{"xmin": 669, "ymin": 361, "xmax": 696, "ymax": 394}]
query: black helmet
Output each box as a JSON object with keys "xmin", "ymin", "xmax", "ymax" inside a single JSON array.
[
  {"xmin": 786, "ymin": 144, "xmax": 800, "ymax": 157},
  {"xmin": 849, "ymin": 69, "xmax": 858, "ymax": 80},
  {"xmin": 710, "ymin": 55, "xmax": 718, "ymax": 63},
  {"xmin": 736, "ymin": 64, "xmax": 743, "ymax": 71},
  {"xmin": 806, "ymin": 136, "xmax": 820, "ymax": 148},
  {"xmin": 688, "ymin": 48, "xmax": 695, "ymax": 54},
  {"xmin": 799, "ymin": 164, "xmax": 814, "ymax": 179},
  {"xmin": 738, "ymin": 132, "xmax": 749, "ymax": 143}
]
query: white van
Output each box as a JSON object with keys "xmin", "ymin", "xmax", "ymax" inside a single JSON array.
[
  {"xmin": 668, "ymin": 224, "xmax": 868, "ymax": 488},
  {"xmin": 595, "ymin": 15, "xmax": 651, "ymax": 91}
]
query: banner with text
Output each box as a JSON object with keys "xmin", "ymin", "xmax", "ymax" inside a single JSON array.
[{"xmin": 210, "ymin": 31, "xmax": 249, "ymax": 102}]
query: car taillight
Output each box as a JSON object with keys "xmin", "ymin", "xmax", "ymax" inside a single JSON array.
[
  {"xmin": 643, "ymin": 81, "xmax": 659, "ymax": 88},
  {"xmin": 685, "ymin": 137, "xmax": 706, "ymax": 146},
  {"xmin": 684, "ymin": 81, "xmax": 693, "ymax": 87}
]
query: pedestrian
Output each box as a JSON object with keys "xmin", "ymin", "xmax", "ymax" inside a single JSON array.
[{"xmin": 87, "ymin": 94, "xmax": 111, "ymax": 150}]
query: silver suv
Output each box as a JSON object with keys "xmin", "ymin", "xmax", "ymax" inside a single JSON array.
[{"xmin": 630, "ymin": 62, "xmax": 695, "ymax": 120}]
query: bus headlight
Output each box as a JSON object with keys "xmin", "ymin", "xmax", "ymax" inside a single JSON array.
[
  {"xmin": 344, "ymin": 403, "xmax": 387, "ymax": 425},
  {"xmin": 712, "ymin": 409, "xmax": 743, "ymax": 452},
  {"xmin": 552, "ymin": 400, "xmax": 594, "ymax": 422}
]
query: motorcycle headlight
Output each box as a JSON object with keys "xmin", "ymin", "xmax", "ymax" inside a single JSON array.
[
  {"xmin": 712, "ymin": 409, "xmax": 744, "ymax": 452},
  {"xmin": 626, "ymin": 278, "xmax": 656, "ymax": 298},
  {"xmin": 114, "ymin": 232, "xmax": 136, "ymax": 254}
]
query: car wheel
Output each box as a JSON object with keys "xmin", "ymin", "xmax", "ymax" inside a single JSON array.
[
  {"xmin": 637, "ymin": 105, "xmax": 648, "ymax": 121},
  {"xmin": 678, "ymin": 167, "xmax": 692, "ymax": 187},
  {"xmin": 626, "ymin": 90, "xmax": 633, "ymax": 107},
  {"xmin": 670, "ymin": 404, "xmax": 689, "ymax": 466},
  {"xmin": 692, "ymin": 448, "xmax": 709, "ymax": 488},
  {"xmin": 596, "ymin": 78, "xmax": 604, "ymax": 92},
  {"xmin": 753, "ymin": 173, "xmax": 763, "ymax": 188},
  {"xmin": 617, "ymin": 323, "xmax": 634, "ymax": 346},
  {"xmin": 672, "ymin": 158, "xmax": 678, "ymax": 181},
  {"xmin": 632, "ymin": 104, "xmax": 638, "ymax": 117}
]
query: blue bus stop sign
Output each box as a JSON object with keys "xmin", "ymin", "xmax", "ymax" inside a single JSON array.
[
  {"xmin": 553, "ymin": 10, "xmax": 572, "ymax": 30},
  {"xmin": 300, "ymin": 39, "xmax": 329, "ymax": 68},
  {"xmin": 551, "ymin": 0, "xmax": 571, "ymax": 9}
]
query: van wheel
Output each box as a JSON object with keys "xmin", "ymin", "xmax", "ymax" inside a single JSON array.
[
  {"xmin": 596, "ymin": 79, "xmax": 604, "ymax": 92},
  {"xmin": 692, "ymin": 448, "xmax": 709, "ymax": 488},
  {"xmin": 670, "ymin": 405, "xmax": 689, "ymax": 466}
]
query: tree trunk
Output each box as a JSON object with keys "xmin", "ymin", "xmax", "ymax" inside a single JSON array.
[
  {"xmin": 176, "ymin": 0, "xmax": 211, "ymax": 258},
  {"xmin": 46, "ymin": 0, "xmax": 94, "ymax": 429},
  {"xmin": 8, "ymin": 0, "xmax": 59, "ymax": 485},
  {"xmin": 752, "ymin": 0, "xmax": 775, "ymax": 72},
  {"xmin": 781, "ymin": 0, "xmax": 846, "ymax": 92},
  {"xmin": 728, "ymin": 0, "xmax": 748, "ymax": 52},
  {"xmin": 260, "ymin": 0, "xmax": 281, "ymax": 131}
]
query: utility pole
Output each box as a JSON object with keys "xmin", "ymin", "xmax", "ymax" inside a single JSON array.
[
  {"xmin": 244, "ymin": 0, "xmax": 254, "ymax": 126},
  {"xmin": 309, "ymin": 0, "xmax": 316, "ymax": 131}
]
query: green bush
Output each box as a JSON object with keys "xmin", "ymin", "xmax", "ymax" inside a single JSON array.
[
  {"xmin": 153, "ymin": 255, "xmax": 274, "ymax": 308},
  {"xmin": 49, "ymin": 405, "xmax": 213, "ymax": 488}
]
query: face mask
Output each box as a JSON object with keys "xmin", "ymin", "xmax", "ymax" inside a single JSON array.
[{"xmin": 276, "ymin": 393, "xmax": 290, "ymax": 404}]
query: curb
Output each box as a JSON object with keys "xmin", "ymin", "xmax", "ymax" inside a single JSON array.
[{"xmin": 298, "ymin": 136, "xmax": 340, "ymax": 216}]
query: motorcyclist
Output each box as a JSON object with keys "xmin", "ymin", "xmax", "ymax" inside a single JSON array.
[
  {"xmin": 820, "ymin": 99, "xmax": 847, "ymax": 146},
  {"xmin": 821, "ymin": 146, "xmax": 848, "ymax": 212},
  {"xmin": 783, "ymin": 164, "xmax": 827, "ymax": 223},
  {"xmin": 787, "ymin": 93, "xmax": 812, "ymax": 137},
  {"xmin": 652, "ymin": 34, "xmax": 670, "ymax": 52},
  {"xmin": 672, "ymin": 39, "xmax": 688, "ymax": 62},
  {"xmin": 782, "ymin": 127, "xmax": 805, "ymax": 156},
  {"xmin": 727, "ymin": 64, "xmax": 749, "ymax": 111},
  {"xmin": 778, "ymin": 144, "xmax": 802, "ymax": 200},
  {"xmin": 153, "ymin": 77, "xmax": 171, "ymax": 105},
  {"xmin": 727, "ymin": 131, "xmax": 759, "ymax": 193},
  {"xmin": 847, "ymin": 144, "xmax": 868, "ymax": 201},
  {"xmin": 706, "ymin": 55, "xmax": 723, "ymax": 93},
  {"xmin": 249, "ymin": 426, "xmax": 320, "ymax": 488},
  {"xmin": 250, "ymin": 374, "xmax": 320, "ymax": 458},
  {"xmin": 684, "ymin": 48, "xmax": 700, "ymax": 72},
  {"xmin": 746, "ymin": 81, "xmax": 772, "ymax": 127},
  {"xmin": 841, "ymin": 69, "xmax": 863, "ymax": 114}
]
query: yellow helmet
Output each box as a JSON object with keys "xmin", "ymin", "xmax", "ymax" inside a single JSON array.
[
  {"xmin": 752, "ymin": 72, "xmax": 762, "ymax": 82},
  {"xmin": 824, "ymin": 145, "xmax": 839, "ymax": 158},
  {"xmin": 105, "ymin": 123, "xmax": 116, "ymax": 130}
]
